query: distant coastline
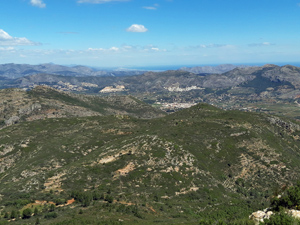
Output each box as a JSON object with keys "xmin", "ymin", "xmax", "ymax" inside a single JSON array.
[{"xmin": 128, "ymin": 62, "xmax": 300, "ymax": 71}]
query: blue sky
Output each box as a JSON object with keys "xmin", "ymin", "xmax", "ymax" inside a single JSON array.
[{"xmin": 0, "ymin": 0, "xmax": 300, "ymax": 68}]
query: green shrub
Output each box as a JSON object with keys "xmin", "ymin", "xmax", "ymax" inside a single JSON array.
[
  {"xmin": 3, "ymin": 212, "xmax": 8, "ymax": 219},
  {"xmin": 50, "ymin": 204, "xmax": 56, "ymax": 212},
  {"xmin": 10, "ymin": 210, "xmax": 17, "ymax": 219},
  {"xmin": 35, "ymin": 217, "xmax": 40, "ymax": 225},
  {"xmin": 44, "ymin": 212, "xmax": 58, "ymax": 219},
  {"xmin": 271, "ymin": 182, "xmax": 300, "ymax": 211},
  {"xmin": 22, "ymin": 208, "xmax": 32, "ymax": 219},
  {"xmin": 262, "ymin": 211, "xmax": 294, "ymax": 225},
  {"xmin": 199, "ymin": 219, "xmax": 213, "ymax": 225},
  {"xmin": 70, "ymin": 190, "xmax": 92, "ymax": 207},
  {"xmin": 105, "ymin": 195, "xmax": 114, "ymax": 203},
  {"xmin": 55, "ymin": 198, "xmax": 66, "ymax": 205},
  {"xmin": 34, "ymin": 207, "xmax": 39, "ymax": 216}
]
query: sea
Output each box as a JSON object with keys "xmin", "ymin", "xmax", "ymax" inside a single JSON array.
[{"xmin": 129, "ymin": 62, "xmax": 300, "ymax": 71}]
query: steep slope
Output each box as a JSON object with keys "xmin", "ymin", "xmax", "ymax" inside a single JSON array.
[
  {"xmin": 0, "ymin": 86, "xmax": 165, "ymax": 128},
  {"xmin": 16, "ymin": 73, "xmax": 118, "ymax": 89},
  {"xmin": 261, "ymin": 64, "xmax": 300, "ymax": 88},
  {"xmin": 0, "ymin": 103, "xmax": 300, "ymax": 224},
  {"xmin": 121, "ymin": 70, "xmax": 205, "ymax": 92}
]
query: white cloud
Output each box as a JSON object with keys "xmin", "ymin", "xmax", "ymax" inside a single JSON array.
[
  {"xmin": 143, "ymin": 45, "xmax": 166, "ymax": 52},
  {"xmin": 88, "ymin": 47, "xmax": 119, "ymax": 52},
  {"xmin": 88, "ymin": 48, "xmax": 105, "ymax": 51},
  {"xmin": 87, "ymin": 44, "xmax": 166, "ymax": 53},
  {"xmin": 126, "ymin": 24, "xmax": 148, "ymax": 33},
  {"xmin": 122, "ymin": 45, "xmax": 133, "ymax": 50},
  {"xmin": 143, "ymin": 47, "xmax": 161, "ymax": 52},
  {"xmin": 248, "ymin": 42, "xmax": 275, "ymax": 47},
  {"xmin": 143, "ymin": 6, "xmax": 157, "ymax": 10},
  {"xmin": 110, "ymin": 47, "xmax": 119, "ymax": 51},
  {"xmin": 0, "ymin": 47, "xmax": 15, "ymax": 51},
  {"xmin": 197, "ymin": 44, "xmax": 228, "ymax": 48},
  {"xmin": 143, "ymin": 4, "xmax": 159, "ymax": 10},
  {"xmin": 77, "ymin": 0, "xmax": 129, "ymax": 3},
  {"xmin": 30, "ymin": 0, "xmax": 46, "ymax": 8},
  {"xmin": 0, "ymin": 29, "xmax": 40, "ymax": 46},
  {"xmin": 151, "ymin": 48, "xmax": 159, "ymax": 51}
]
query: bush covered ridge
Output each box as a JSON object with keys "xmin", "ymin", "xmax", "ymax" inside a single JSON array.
[{"xmin": 0, "ymin": 89, "xmax": 300, "ymax": 224}]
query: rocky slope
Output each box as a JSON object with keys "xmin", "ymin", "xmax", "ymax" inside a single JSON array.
[
  {"xmin": 0, "ymin": 86, "xmax": 165, "ymax": 128},
  {"xmin": 0, "ymin": 95, "xmax": 300, "ymax": 224}
]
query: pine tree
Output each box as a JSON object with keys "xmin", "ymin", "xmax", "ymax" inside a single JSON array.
[
  {"xmin": 50, "ymin": 204, "xmax": 55, "ymax": 212},
  {"xmin": 4, "ymin": 212, "xmax": 9, "ymax": 219},
  {"xmin": 35, "ymin": 217, "xmax": 40, "ymax": 225},
  {"xmin": 10, "ymin": 210, "xmax": 17, "ymax": 219},
  {"xmin": 34, "ymin": 207, "xmax": 39, "ymax": 216}
]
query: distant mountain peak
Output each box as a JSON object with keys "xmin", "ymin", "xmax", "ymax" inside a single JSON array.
[
  {"xmin": 179, "ymin": 64, "xmax": 251, "ymax": 74},
  {"xmin": 263, "ymin": 64, "xmax": 278, "ymax": 68}
]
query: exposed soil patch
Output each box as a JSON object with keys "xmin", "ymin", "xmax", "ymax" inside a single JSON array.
[
  {"xmin": 113, "ymin": 162, "xmax": 135, "ymax": 178},
  {"xmin": 44, "ymin": 173, "xmax": 66, "ymax": 192}
]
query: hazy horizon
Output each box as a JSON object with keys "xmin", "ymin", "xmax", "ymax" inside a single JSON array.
[{"xmin": 1, "ymin": 61, "xmax": 300, "ymax": 72}]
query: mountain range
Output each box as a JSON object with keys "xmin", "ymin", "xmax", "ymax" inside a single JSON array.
[
  {"xmin": 2, "ymin": 63, "xmax": 300, "ymax": 120},
  {"xmin": 1, "ymin": 63, "xmax": 299, "ymax": 91},
  {"xmin": 0, "ymin": 63, "xmax": 253, "ymax": 79},
  {"xmin": 179, "ymin": 64, "xmax": 251, "ymax": 74},
  {"xmin": 0, "ymin": 63, "xmax": 147, "ymax": 79}
]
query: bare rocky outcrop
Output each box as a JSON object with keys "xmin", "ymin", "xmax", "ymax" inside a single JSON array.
[
  {"xmin": 18, "ymin": 103, "xmax": 42, "ymax": 115},
  {"xmin": 5, "ymin": 116, "xmax": 20, "ymax": 125},
  {"xmin": 268, "ymin": 116, "xmax": 300, "ymax": 133},
  {"xmin": 250, "ymin": 209, "xmax": 300, "ymax": 224},
  {"xmin": 100, "ymin": 85, "xmax": 125, "ymax": 93},
  {"xmin": 249, "ymin": 209, "xmax": 273, "ymax": 224}
]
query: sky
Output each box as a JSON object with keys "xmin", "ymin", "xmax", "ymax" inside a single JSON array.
[{"xmin": 0, "ymin": 0, "xmax": 300, "ymax": 68}]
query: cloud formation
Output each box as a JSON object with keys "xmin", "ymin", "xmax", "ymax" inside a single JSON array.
[
  {"xmin": 143, "ymin": 4, "xmax": 159, "ymax": 10},
  {"xmin": 77, "ymin": 0, "xmax": 129, "ymax": 3},
  {"xmin": 30, "ymin": 0, "xmax": 46, "ymax": 8},
  {"xmin": 0, "ymin": 47, "xmax": 15, "ymax": 51},
  {"xmin": 88, "ymin": 47, "xmax": 120, "ymax": 52},
  {"xmin": 143, "ymin": 6, "xmax": 156, "ymax": 10},
  {"xmin": 88, "ymin": 44, "xmax": 166, "ymax": 53},
  {"xmin": 126, "ymin": 24, "xmax": 148, "ymax": 33},
  {"xmin": 189, "ymin": 44, "xmax": 229, "ymax": 49},
  {"xmin": 0, "ymin": 29, "xmax": 40, "ymax": 46},
  {"xmin": 248, "ymin": 42, "xmax": 275, "ymax": 47}
]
